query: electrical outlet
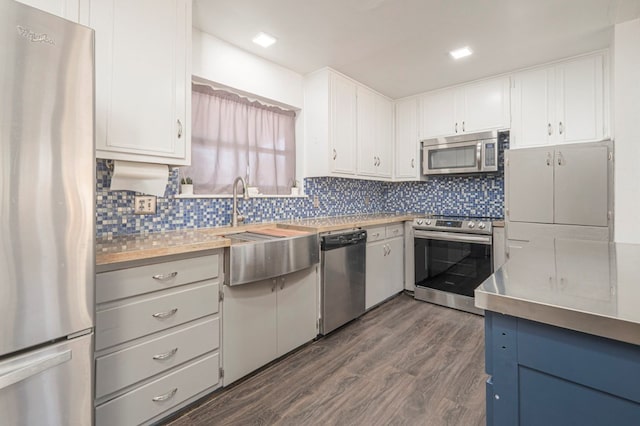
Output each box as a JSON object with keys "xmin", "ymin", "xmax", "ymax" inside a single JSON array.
[
  {"xmin": 364, "ymin": 196, "xmax": 370, "ymax": 206},
  {"xmin": 313, "ymin": 195, "xmax": 320, "ymax": 208},
  {"xmin": 134, "ymin": 195, "xmax": 157, "ymax": 215}
]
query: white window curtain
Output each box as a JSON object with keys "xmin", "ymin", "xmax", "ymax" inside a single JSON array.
[{"xmin": 183, "ymin": 84, "xmax": 296, "ymax": 195}]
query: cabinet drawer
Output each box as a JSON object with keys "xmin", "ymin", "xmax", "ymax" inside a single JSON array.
[
  {"xmin": 96, "ymin": 352, "xmax": 219, "ymax": 426},
  {"xmin": 96, "ymin": 254, "xmax": 219, "ymax": 304},
  {"xmin": 96, "ymin": 317, "xmax": 219, "ymax": 399},
  {"xmin": 385, "ymin": 223, "xmax": 404, "ymax": 238},
  {"xmin": 367, "ymin": 226, "xmax": 386, "ymax": 242},
  {"xmin": 96, "ymin": 282, "xmax": 219, "ymax": 350}
]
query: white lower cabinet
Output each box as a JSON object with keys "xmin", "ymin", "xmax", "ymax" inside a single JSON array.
[
  {"xmin": 222, "ymin": 266, "xmax": 318, "ymax": 386},
  {"xmin": 365, "ymin": 224, "xmax": 404, "ymax": 310},
  {"xmin": 95, "ymin": 252, "xmax": 222, "ymax": 426}
]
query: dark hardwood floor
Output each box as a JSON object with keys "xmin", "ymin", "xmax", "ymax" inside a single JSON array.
[{"xmin": 165, "ymin": 294, "xmax": 486, "ymax": 426}]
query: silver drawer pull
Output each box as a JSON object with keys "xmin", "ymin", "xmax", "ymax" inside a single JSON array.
[
  {"xmin": 152, "ymin": 387, "xmax": 178, "ymax": 402},
  {"xmin": 152, "ymin": 308, "xmax": 178, "ymax": 319},
  {"xmin": 152, "ymin": 348, "xmax": 178, "ymax": 361},
  {"xmin": 152, "ymin": 272, "xmax": 178, "ymax": 281}
]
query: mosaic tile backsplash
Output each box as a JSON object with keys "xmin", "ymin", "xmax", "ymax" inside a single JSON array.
[{"xmin": 96, "ymin": 141, "xmax": 507, "ymax": 237}]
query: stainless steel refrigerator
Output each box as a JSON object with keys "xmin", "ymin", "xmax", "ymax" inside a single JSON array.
[{"xmin": 0, "ymin": 2, "xmax": 94, "ymax": 425}]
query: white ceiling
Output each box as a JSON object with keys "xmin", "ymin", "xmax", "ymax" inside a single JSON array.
[{"xmin": 193, "ymin": 0, "xmax": 640, "ymax": 99}]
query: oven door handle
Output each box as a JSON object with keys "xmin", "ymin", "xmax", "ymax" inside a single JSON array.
[{"xmin": 414, "ymin": 230, "xmax": 492, "ymax": 245}]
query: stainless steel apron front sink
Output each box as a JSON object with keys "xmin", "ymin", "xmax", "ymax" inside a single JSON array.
[{"xmin": 224, "ymin": 231, "xmax": 319, "ymax": 286}]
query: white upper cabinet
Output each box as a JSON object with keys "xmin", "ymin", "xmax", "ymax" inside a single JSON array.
[
  {"xmin": 357, "ymin": 86, "xmax": 393, "ymax": 179},
  {"xmin": 511, "ymin": 52, "xmax": 607, "ymax": 149},
  {"xmin": 330, "ymin": 72, "xmax": 358, "ymax": 174},
  {"xmin": 305, "ymin": 69, "xmax": 357, "ymax": 177},
  {"xmin": 419, "ymin": 76, "xmax": 510, "ymax": 140},
  {"xmin": 17, "ymin": 0, "xmax": 81, "ymax": 22},
  {"xmin": 394, "ymin": 97, "xmax": 420, "ymax": 180},
  {"xmin": 88, "ymin": 0, "xmax": 192, "ymax": 166},
  {"xmin": 305, "ymin": 68, "xmax": 392, "ymax": 179}
]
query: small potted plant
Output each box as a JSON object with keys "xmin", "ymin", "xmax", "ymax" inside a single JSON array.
[
  {"xmin": 180, "ymin": 177, "xmax": 193, "ymax": 195},
  {"xmin": 290, "ymin": 179, "xmax": 300, "ymax": 196}
]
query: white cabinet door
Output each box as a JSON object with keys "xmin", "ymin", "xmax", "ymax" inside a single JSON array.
[
  {"xmin": 493, "ymin": 227, "xmax": 506, "ymax": 272},
  {"xmin": 511, "ymin": 68, "xmax": 555, "ymax": 148},
  {"xmin": 365, "ymin": 240, "xmax": 387, "ymax": 310},
  {"xmin": 375, "ymin": 95, "xmax": 393, "ymax": 178},
  {"xmin": 554, "ymin": 145, "xmax": 609, "ymax": 226},
  {"xmin": 511, "ymin": 52, "xmax": 607, "ymax": 149},
  {"xmin": 17, "ymin": 0, "xmax": 80, "ymax": 22},
  {"xmin": 276, "ymin": 267, "xmax": 317, "ymax": 357},
  {"xmin": 419, "ymin": 89, "xmax": 456, "ymax": 139},
  {"xmin": 506, "ymin": 147, "xmax": 554, "ymax": 223},
  {"xmin": 356, "ymin": 86, "xmax": 377, "ymax": 176},
  {"xmin": 222, "ymin": 280, "xmax": 277, "ymax": 386},
  {"xmin": 330, "ymin": 73, "xmax": 357, "ymax": 174},
  {"xmin": 394, "ymin": 98, "xmax": 420, "ymax": 180},
  {"xmin": 461, "ymin": 77, "xmax": 510, "ymax": 133},
  {"xmin": 556, "ymin": 54, "xmax": 604, "ymax": 144},
  {"xmin": 385, "ymin": 237, "xmax": 404, "ymax": 297},
  {"xmin": 91, "ymin": 0, "xmax": 191, "ymax": 165}
]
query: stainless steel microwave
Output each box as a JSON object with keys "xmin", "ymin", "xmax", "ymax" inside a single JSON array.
[{"xmin": 422, "ymin": 130, "xmax": 501, "ymax": 175}]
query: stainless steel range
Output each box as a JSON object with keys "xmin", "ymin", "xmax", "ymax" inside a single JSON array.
[{"xmin": 412, "ymin": 216, "xmax": 494, "ymax": 315}]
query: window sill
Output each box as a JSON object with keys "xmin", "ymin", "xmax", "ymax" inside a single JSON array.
[{"xmin": 175, "ymin": 194, "xmax": 308, "ymax": 199}]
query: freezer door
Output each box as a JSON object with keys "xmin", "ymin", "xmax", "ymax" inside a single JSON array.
[
  {"xmin": 0, "ymin": 333, "xmax": 93, "ymax": 426},
  {"xmin": 0, "ymin": 2, "xmax": 94, "ymax": 355}
]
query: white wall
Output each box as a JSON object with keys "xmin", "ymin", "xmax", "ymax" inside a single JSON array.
[
  {"xmin": 192, "ymin": 29, "xmax": 303, "ymax": 109},
  {"xmin": 614, "ymin": 19, "xmax": 640, "ymax": 243}
]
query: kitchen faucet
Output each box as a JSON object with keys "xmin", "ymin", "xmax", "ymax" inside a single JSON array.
[{"xmin": 232, "ymin": 176, "xmax": 250, "ymax": 227}]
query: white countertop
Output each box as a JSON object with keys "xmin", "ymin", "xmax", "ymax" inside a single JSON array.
[{"xmin": 475, "ymin": 239, "xmax": 640, "ymax": 346}]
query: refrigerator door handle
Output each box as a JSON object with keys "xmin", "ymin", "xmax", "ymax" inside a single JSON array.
[{"xmin": 0, "ymin": 350, "xmax": 71, "ymax": 390}]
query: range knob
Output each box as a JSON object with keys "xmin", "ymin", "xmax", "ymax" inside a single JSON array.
[
  {"xmin": 426, "ymin": 220, "xmax": 432, "ymax": 225},
  {"xmin": 416, "ymin": 219, "xmax": 424, "ymax": 225},
  {"xmin": 478, "ymin": 222, "xmax": 486, "ymax": 230},
  {"xmin": 468, "ymin": 222, "xmax": 475, "ymax": 229}
]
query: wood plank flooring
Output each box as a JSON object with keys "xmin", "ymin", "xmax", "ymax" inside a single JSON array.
[{"xmin": 164, "ymin": 294, "xmax": 486, "ymax": 426}]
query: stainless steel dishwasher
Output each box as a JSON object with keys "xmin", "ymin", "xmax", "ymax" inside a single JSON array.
[{"xmin": 320, "ymin": 230, "xmax": 367, "ymax": 335}]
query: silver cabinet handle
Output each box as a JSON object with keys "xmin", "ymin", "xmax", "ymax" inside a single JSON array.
[
  {"xmin": 152, "ymin": 272, "xmax": 178, "ymax": 281},
  {"xmin": 280, "ymin": 277, "xmax": 285, "ymax": 290},
  {"xmin": 546, "ymin": 152, "xmax": 552, "ymax": 166},
  {"xmin": 557, "ymin": 152, "xmax": 563, "ymax": 166},
  {"xmin": 177, "ymin": 119, "xmax": 183, "ymax": 139},
  {"xmin": 455, "ymin": 122, "xmax": 458, "ymax": 133},
  {"xmin": 411, "ymin": 158, "xmax": 415, "ymax": 168},
  {"xmin": 152, "ymin": 388, "xmax": 178, "ymax": 402},
  {"xmin": 462, "ymin": 121, "xmax": 465, "ymax": 132},
  {"xmin": 152, "ymin": 348, "xmax": 178, "ymax": 360},
  {"xmin": 271, "ymin": 279, "xmax": 276, "ymax": 292},
  {"xmin": 373, "ymin": 156, "xmax": 377, "ymax": 166},
  {"xmin": 559, "ymin": 121, "xmax": 563, "ymax": 135},
  {"xmin": 0, "ymin": 350, "xmax": 71, "ymax": 390},
  {"xmin": 152, "ymin": 308, "xmax": 178, "ymax": 319},
  {"xmin": 332, "ymin": 149, "xmax": 337, "ymax": 160},
  {"xmin": 547, "ymin": 123, "xmax": 553, "ymax": 136},
  {"xmin": 392, "ymin": 229, "xmax": 399, "ymax": 235}
]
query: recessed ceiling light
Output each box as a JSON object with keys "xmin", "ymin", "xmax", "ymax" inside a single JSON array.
[
  {"xmin": 450, "ymin": 46, "xmax": 473, "ymax": 59},
  {"xmin": 252, "ymin": 32, "xmax": 277, "ymax": 48}
]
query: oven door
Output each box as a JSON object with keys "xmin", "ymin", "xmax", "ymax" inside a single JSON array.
[{"xmin": 414, "ymin": 230, "xmax": 493, "ymax": 299}]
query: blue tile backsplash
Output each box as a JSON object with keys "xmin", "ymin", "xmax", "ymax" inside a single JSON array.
[{"xmin": 96, "ymin": 141, "xmax": 507, "ymax": 237}]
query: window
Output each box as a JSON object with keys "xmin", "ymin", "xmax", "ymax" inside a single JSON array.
[{"xmin": 182, "ymin": 84, "xmax": 296, "ymax": 195}]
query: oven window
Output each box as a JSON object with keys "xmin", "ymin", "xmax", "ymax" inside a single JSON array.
[
  {"xmin": 415, "ymin": 238, "xmax": 492, "ymax": 297},
  {"xmin": 428, "ymin": 145, "xmax": 476, "ymax": 170}
]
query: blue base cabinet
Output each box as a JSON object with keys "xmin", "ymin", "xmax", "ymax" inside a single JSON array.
[{"xmin": 485, "ymin": 311, "xmax": 640, "ymax": 425}]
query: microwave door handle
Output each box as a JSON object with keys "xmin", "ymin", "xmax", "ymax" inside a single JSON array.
[{"xmin": 476, "ymin": 142, "xmax": 482, "ymax": 171}]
